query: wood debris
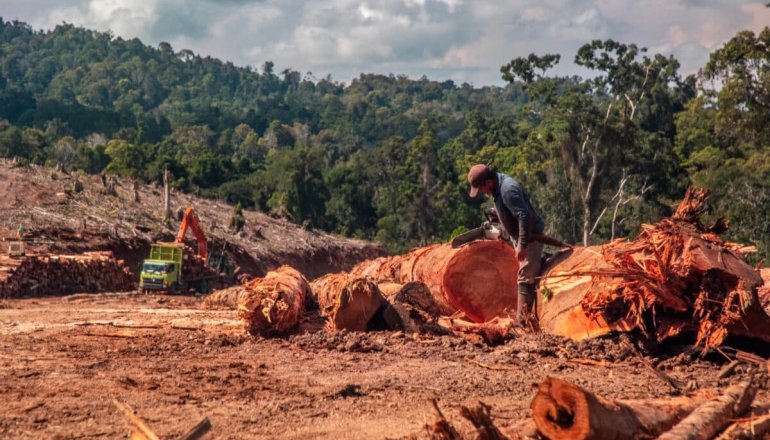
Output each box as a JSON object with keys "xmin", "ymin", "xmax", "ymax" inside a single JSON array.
[{"xmin": 415, "ymin": 375, "xmax": 769, "ymax": 440}]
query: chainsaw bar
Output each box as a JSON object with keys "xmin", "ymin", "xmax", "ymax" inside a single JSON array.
[{"xmin": 450, "ymin": 227, "xmax": 486, "ymax": 248}]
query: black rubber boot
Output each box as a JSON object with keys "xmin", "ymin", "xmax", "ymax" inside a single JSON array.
[{"xmin": 516, "ymin": 283, "xmax": 537, "ymax": 326}]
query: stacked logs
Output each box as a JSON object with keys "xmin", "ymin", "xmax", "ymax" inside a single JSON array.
[
  {"xmin": 182, "ymin": 253, "xmax": 218, "ymax": 278},
  {"xmin": 156, "ymin": 242, "xmax": 219, "ymax": 278},
  {"xmin": 421, "ymin": 375, "xmax": 767, "ymax": 440},
  {"xmin": 0, "ymin": 251, "xmax": 136, "ymax": 298}
]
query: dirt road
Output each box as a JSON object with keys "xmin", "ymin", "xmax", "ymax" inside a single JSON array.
[{"xmin": 0, "ymin": 293, "xmax": 753, "ymax": 439}]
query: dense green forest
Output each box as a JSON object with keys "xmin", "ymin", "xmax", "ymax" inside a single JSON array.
[{"xmin": 0, "ymin": 19, "xmax": 768, "ymax": 260}]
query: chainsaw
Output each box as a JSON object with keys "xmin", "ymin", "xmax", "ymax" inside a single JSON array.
[{"xmin": 450, "ymin": 206, "xmax": 572, "ymax": 249}]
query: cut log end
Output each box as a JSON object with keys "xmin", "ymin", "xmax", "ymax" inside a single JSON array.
[
  {"xmin": 311, "ymin": 274, "xmax": 383, "ymax": 332},
  {"xmin": 530, "ymin": 378, "xmax": 594, "ymax": 440},
  {"xmin": 237, "ymin": 265, "xmax": 310, "ymax": 336},
  {"xmin": 443, "ymin": 241, "xmax": 519, "ymax": 322}
]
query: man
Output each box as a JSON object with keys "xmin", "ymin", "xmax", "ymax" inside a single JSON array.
[{"xmin": 467, "ymin": 164, "xmax": 545, "ymax": 325}]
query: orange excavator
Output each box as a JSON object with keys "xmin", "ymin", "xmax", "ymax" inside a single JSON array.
[
  {"xmin": 177, "ymin": 207, "xmax": 207, "ymax": 260},
  {"xmin": 139, "ymin": 206, "xmax": 234, "ymax": 294}
]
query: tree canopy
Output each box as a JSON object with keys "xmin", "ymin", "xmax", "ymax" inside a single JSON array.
[{"xmin": 0, "ymin": 18, "xmax": 768, "ymax": 262}]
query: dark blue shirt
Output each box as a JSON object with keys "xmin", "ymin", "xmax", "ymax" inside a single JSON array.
[{"xmin": 492, "ymin": 173, "xmax": 545, "ymax": 247}]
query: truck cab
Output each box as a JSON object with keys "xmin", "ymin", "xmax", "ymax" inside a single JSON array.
[{"xmin": 139, "ymin": 244, "xmax": 183, "ymax": 293}]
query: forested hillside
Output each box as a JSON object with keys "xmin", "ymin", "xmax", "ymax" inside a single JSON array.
[{"xmin": 0, "ymin": 19, "xmax": 767, "ymax": 260}]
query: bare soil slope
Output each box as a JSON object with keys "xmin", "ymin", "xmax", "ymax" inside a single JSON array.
[{"xmin": 0, "ymin": 161, "xmax": 386, "ymax": 280}]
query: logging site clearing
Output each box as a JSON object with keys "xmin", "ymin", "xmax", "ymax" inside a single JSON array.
[{"xmin": 3, "ymin": 161, "xmax": 770, "ymax": 439}]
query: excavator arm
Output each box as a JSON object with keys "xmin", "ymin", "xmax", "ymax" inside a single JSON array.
[{"xmin": 177, "ymin": 207, "xmax": 207, "ymax": 260}]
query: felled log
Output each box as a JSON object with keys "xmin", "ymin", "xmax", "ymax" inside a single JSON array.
[
  {"xmin": 376, "ymin": 282, "xmax": 438, "ymax": 333},
  {"xmin": 203, "ymin": 285, "xmax": 244, "ymax": 309},
  {"xmin": 538, "ymin": 188, "xmax": 770, "ymax": 348},
  {"xmin": 0, "ymin": 251, "xmax": 136, "ymax": 299},
  {"xmin": 352, "ymin": 240, "xmax": 519, "ymax": 323},
  {"xmin": 656, "ymin": 378, "xmax": 756, "ymax": 440},
  {"xmin": 237, "ymin": 265, "xmax": 310, "ymax": 335},
  {"xmin": 530, "ymin": 377, "xmax": 712, "ymax": 440},
  {"xmin": 310, "ymin": 274, "xmax": 383, "ymax": 332}
]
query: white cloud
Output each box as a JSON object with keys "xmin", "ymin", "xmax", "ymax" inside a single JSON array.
[
  {"xmin": 1, "ymin": 0, "xmax": 767, "ymax": 85},
  {"xmin": 35, "ymin": 0, "xmax": 160, "ymax": 38}
]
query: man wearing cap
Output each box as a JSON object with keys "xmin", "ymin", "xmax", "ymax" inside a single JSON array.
[{"xmin": 467, "ymin": 164, "xmax": 545, "ymax": 325}]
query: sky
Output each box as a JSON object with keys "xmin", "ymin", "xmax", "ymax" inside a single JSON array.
[{"xmin": 1, "ymin": 0, "xmax": 769, "ymax": 86}]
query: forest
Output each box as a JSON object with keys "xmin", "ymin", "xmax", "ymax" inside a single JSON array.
[{"xmin": 0, "ymin": 19, "xmax": 767, "ymax": 260}]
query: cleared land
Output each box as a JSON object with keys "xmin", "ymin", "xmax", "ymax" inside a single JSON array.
[{"xmin": 0, "ymin": 293, "xmax": 761, "ymax": 439}]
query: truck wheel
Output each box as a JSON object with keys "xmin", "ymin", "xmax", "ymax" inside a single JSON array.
[{"xmin": 169, "ymin": 283, "xmax": 178, "ymax": 295}]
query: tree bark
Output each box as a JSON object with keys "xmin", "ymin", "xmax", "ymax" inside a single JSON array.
[
  {"xmin": 531, "ymin": 377, "xmax": 712, "ymax": 440},
  {"xmin": 656, "ymin": 378, "xmax": 757, "ymax": 440},
  {"xmin": 163, "ymin": 167, "xmax": 171, "ymax": 221},
  {"xmin": 237, "ymin": 265, "xmax": 310, "ymax": 335},
  {"xmin": 538, "ymin": 188, "xmax": 770, "ymax": 348},
  {"xmin": 203, "ymin": 285, "xmax": 243, "ymax": 309},
  {"xmin": 351, "ymin": 240, "xmax": 519, "ymax": 323},
  {"xmin": 310, "ymin": 273, "xmax": 384, "ymax": 332}
]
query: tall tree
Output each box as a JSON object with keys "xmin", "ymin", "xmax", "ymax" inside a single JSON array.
[{"xmin": 502, "ymin": 41, "xmax": 689, "ymax": 245}]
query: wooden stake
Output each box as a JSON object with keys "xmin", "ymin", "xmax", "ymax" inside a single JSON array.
[
  {"xmin": 180, "ymin": 417, "xmax": 212, "ymax": 440},
  {"xmin": 112, "ymin": 399, "xmax": 161, "ymax": 440}
]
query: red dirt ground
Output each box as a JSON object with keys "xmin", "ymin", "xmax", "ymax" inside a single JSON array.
[{"xmin": 1, "ymin": 293, "xmax": 762, "ymax": 440}]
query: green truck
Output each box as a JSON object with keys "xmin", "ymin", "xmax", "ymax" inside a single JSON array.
[{"xmin": 139, "ymin": 243, "xmax": 235, "ymax": 294}]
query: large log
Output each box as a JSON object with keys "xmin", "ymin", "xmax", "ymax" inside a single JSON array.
[
  {"xmin": 352, "ymin": 240, "xmax": 519, "ymax": 323},
  {"xmin": 203, "ymin": 285, "xmax": 244, "ymax": 309},
  {"xmin": 237, "ymin": 265, "xmax": 310, "ymax": 335},
  {"xmin": 538, "ymin": 188, "xmax": 770, "ymax": 348},
  {"xmin": 530, "ymin": 377, "xmax": 712, "ymax": 440},
  {"xmin": 310, "ymin": 273, "xmax": 383, "ymax": 332},
  {"xmin": 656, "ymin": 378, "xmax": 756, "ymax": 440}
]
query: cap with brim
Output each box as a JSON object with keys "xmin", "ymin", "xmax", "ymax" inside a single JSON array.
[{"xmin": 467, "ymin": 164, "xmax": 489, "ymax": 197}]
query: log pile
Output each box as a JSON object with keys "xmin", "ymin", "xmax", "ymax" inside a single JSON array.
[
  {"xmin": 352, "ymin": 240, "xmax": 519, "ymax": 323},
  {"xmin": 310, "ymin": 273, "xmax": 384, "ymax": 332},
  {"xmin": 417, "ymin": 375, "xmax": 768, "ymax": 440},
  {"xmin": 156, "ymin": 242, "xmax": 219, "ymax": 279},
  {"xmin": 237, "ymin": 265, "xmax": 310, "ymax": 336},
  {"xmin": 538, "ymin": 188, "xmax": 770, "ymax": 348},
  {"xmin": 0, "ymin": 251, "xmax": 136, "ymax": 298}
]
